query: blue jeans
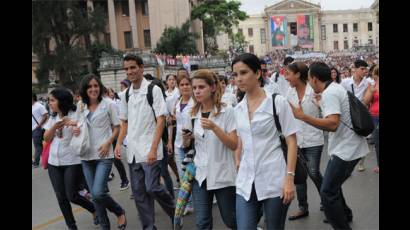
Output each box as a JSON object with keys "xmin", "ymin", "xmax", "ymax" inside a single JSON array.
[
  {"xmin": 160, "ymin": 146, "xmax": 174, "ymax": 199},
  {"xmin": 82, "ymin": 159, "xmax": 124, "ymax": 230},
  {"xmin": 32, "ymin": 127, "xmax": 43, "ymax": 165},
  {"xmin": 236, "ymin": 184, "xmax": 289, "ymax": 230},
  {"xmin": 192, "ymin": 179, "xmax": 236, "ymax": 229},
  {"xmin": 320, "ymin": 155, "xmax": 360, "ymax": 230},
  {"xmin": 295, "ymin": 145, "xmax": 324, "ymax": 211},
  {"xmin": 372, "ymin": 116, "xmax": 379, "ymax": 166}
]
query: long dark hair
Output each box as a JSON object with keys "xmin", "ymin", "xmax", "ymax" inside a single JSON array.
[
  {"xmin": 79, "ymin": 74, "xmax": 104, "ymax": 106},
  {"xmin": 231, "ymin": 53, "xmax": 263, "ymax": 86},
  {"xmin": 330, "ymin": 67, "xmax": 341, "ymax": 83},
  {"xmin": 49, "ymin": 87, "xmax": 76, "ymax": 117}
]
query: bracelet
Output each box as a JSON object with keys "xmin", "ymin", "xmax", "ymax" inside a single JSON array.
[{"xmin": 287, "ymin": 171, "xmax": 295, "ymax": 176}]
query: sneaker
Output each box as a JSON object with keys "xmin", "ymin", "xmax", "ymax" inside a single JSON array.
[
  {"xmin": 357, "ymin": 164, "xmax": 365, "ymax": 172},
  {"xmin": 120, "ymin": 181, "xmax": 129, "ymax": 191},
  {"xmin": 32, "ymin": 163, "xmax": 39, "ymax": 168},
  {"xmin": 108, "ymin": 172, "xmax": 114, "ymax": 181},
  {"xmin": 183, "ymin": 206, "xmax": 194, "ymax": 216}
]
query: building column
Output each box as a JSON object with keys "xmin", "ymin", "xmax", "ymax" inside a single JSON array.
[
  {"xmin": 128, "ymin": 0, "xmax": 139, "ymax": 49},
  {"xmin": 108, "ymin": 0, "xmax": 119, "ymax": 49}
]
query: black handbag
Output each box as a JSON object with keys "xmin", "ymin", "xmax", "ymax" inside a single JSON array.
[{"xmin": 272, "ymin": 94, "xmax": 308, "ymax": 185}]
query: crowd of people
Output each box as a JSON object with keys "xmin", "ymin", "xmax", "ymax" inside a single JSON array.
[{"xmin": 32, "ymin": 51, "xmax": 379, "ymax": 230}]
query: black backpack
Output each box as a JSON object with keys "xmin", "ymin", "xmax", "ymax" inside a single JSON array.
[
  {"xmin": 343, "ymin": 84, "xmax": 375, "ymax": 136},
  {"xmin": 125, "ymin": 79, "xmax": 168, "ymax": 143}
]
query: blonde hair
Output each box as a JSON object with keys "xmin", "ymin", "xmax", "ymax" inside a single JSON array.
[
  {"xmin": 191, "ymin": 69, "xmax": 224, "ymax": 117},
  {"xmin": 372, "ymin": 64, "xmax": 379, "ymax": 77}
]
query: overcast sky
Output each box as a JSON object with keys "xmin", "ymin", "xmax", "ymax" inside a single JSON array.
[{"xmin": 239, "ymin": 0, "xmax": 376, "ymax": 15}]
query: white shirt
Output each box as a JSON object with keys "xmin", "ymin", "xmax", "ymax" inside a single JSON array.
[
  {"xmin": 235, "ymin": 89, "xmax": 299, "ymax": 201},
  {"xmin": 165, "ymin": 87, "xmax": 180, "ymax": 98},
  {"xmin": 276, "ymin": 74, "xmax": 291, "ymax": 96},
  {"xmin": 226, "ymin": 84, "xmax": 237, "ymax": 95},
  {"xmin": 119, "ymin": 78, "xmax": 167, "ymax": 164},
  {"xmin": 166, "ymin": 91, "xmax": 181, "ymax": 116},
  {"xmin": 192, "ymin": 105, "xmax": 237, "ymax": 190},
  {"xmin": 174, "ymin": 97, "xmax": 195, "ymax": 148},
  {"xmin": 263, "ymin": 79, "xmax": 281, "ymax": 95},
  {"xmin": 221, "ymin": 92, "xmax": 238, "ymax": 108},
  {"xmin": 44, "ymin": 111, "xmax": 81, "ymax": 166},
  {"xmin": 285, "ymin": 85, "xmax": 324, "ymax": 148},
  {"xmin": 76, "ymin": 98, "xmax": 120, "ymax": 161},
  {"xmin": 32, "ymin": 101, "xmax": 48, "ymax": 131},
  {"xmin": 341, "ymin": 77, "xmax": 372, "ymax": 101},
  {"xmin": 321, "ymin": 82, "xmax": 369, "ymax": 161}
]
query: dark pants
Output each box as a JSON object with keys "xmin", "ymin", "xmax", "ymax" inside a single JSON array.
[
  {"xmin": 372, "ymin": 116, "xmax": 379, "ymax": 166},
  {"xmin": 161, "ymin": 146, "xmax": 175, "ymax": 199},
  {"xmin": 48, "ymin": 164, "xmax": 96, "ymax": 229},
  {"xmin": 112, "ymin": 139, "xmax": 129, "ymax": 183},
  {"xmin": 129, "ymin": 159, "xmax": 175, "ymax": 230},
  {"xmin": 192, "ymin": 179, "xmax": 237, "ymax": 230},
  {"xmin": 296, "ymin": 145, "xmax": 324, "ymax": 211},
  {"xmin": 321, "ymin": 155, "xmax": 360, "ymax": 230},
  {"xmin": 82, "ymin": 159, "xmax": 124, "ymax": 230},
  {"xmin": 32, "ymin": 127, "xmax": 43, "ymax": 165},
  {"xmin": 168, "ymin": 126, "xmax": 180, "ymax": 182},
  {"xmin": 236, "ymin": 184, "xmax": 289, "ymax": 230}
]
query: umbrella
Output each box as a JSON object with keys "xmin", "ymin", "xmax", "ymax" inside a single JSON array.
[{"xmin": 174, "ymin": 149, "xmax": 196, "ymax": 230}]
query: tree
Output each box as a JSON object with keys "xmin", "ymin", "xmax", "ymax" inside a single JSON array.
[
  {"xmin": 191, "ymin": 0, "xmax": 248, "ymax": 55},
  {"xmin": 229, "ymin": 32, "xmax": 248, "ymax": 54},
  {"xmin": 32, "ymin": 0, "xmax": 107, "ymax": 91},
  {"xmin": 155, "ymin": 20, "xmax": 199, "ymax": 57}
]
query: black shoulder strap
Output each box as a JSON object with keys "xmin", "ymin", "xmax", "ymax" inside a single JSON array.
[
  {"xmin": 351, "ymin": 84, "xmax": 355, "ymax": 95},
  {"xmin": 271, "ymin": 93, "xmax": 282, "ymax": 134},
  {"xmin": 275, "ymin": 72, "xmax": 279, "ymax": 82},
  {"xmin": 147, "ymin": 82, "xmax": 157, "ymax": 122},
  {"xmin": 125, "ymin": 87, "xmax": 130, "ymax": 103},
  {"xmin": 32, "ymin": 114, "xmax": 40, "ymax": 126}
]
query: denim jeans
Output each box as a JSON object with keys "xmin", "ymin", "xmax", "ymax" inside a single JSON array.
[
  {"xmin": 160, "ymin": 145, "xmax": 174, "ymax": 199},
  {"xmin": 192, "ymin": 179, "xmax": 236, "ymax": 230},
  {"xmin": 236, "ymin": 184, "xmax": 289, "ymax": 230},
  {"xmin": 48, "ymin": 164, "xmax": 96, "ymax": 229},
  {"xmin": 32, "ymin": 127, "xmax": 43, "ymax": 165},
  {"xmin": 82, "ymin": 159, "xmax": 124, "ymax": 230},
  {"xmin": 372, "ymin": 116, "xmax": 379, "ymax": 166},
  {"xmin": 320, "ymin": 155, "xmax": 360, "ymax": 230},
  {"xmin": 295, "ymin": 145, "xmax": 324, "ymax": 211}
]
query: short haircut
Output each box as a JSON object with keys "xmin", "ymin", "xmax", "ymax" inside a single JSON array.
[
  {"xmin": 287, "ymin": 62, "xmax": 309, "ymax": 84},
  {"xmin": 123, "ymin": 54, "xmax": 144, "ymax": 66},
  {"xmin": 308, "ymin": 62, "xmax": 331, "ymax": 82},
  {"xmin": 354, "ymin": 59, "xmax": 368, "ymax": 68},
  {"xmin": 49, "ymin": 87, "xmax": 76, "ymax": 117},
  {"xmin": 144, "ymin": 73, "xmax": 155, "ymax": 81},
  {"xmin": 284, "ymin": 56, "xmax": 295, "ymax": 66},
  {"xmin": 79, "ymin": 73, "xmax": 104, "ymax": 106}
]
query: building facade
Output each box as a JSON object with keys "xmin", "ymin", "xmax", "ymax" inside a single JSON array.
[{"xmin": 217, "ymin": 0, "xmax": 379, "ymax": 55}]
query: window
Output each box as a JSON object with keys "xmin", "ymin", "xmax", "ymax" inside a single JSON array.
[
  {"xmin": 344, "ymin": 40, "xmax": 348, "ymax": 49},
  {"xmin": 333, "ymin": 24, "xmax": 338, "ymax": 33},
  {"xmin": 333, "ymin": 41, "xmax": 339, "ymax": 50},
  {"xmin": 321, "ymin": 25, "xmax": 326, "ymax": 40},
  {"xmin": 124, "ymin": 31, "xmax": 133, "ymax": 49},
  {"xmin": 248, "ymin": 28, "xmax": 253, "ymax": 37},
  {"xmin": 290, "ymin": 22, "xmax": 297, "ymax": 35},
  {"xmin": 144, "ymin": 29, "xmax": 151, "ymax": 48},
  {"xmin": 353, "ymin": 23, "xmax": 358, "ymax": 32},
  {"xmin": 368, "ymin": 39, "xmax": 373, "ymax": 45},
  {"xmin": 249, "ymin": 45, "xmax": 254, "ymax": 54},
  {"xmin": 104, "ymin": 33, "xmax": 110, "ymax": 45},
  {"xmin": 368, "ymin": 22, "xmax": 373, "ymax": 31},
  {"xmin": 260, "ymin": 28, "xmax": 266, "ymax": 44},
  {"xmin": 238, "ymin": 28, "xmax": 243, "ymax": 35},
  {"xmin": 353, "ymin": 39, "xmax": 359, "ymax": 47},
  {"xmin": 121, "ymin": 1, "xmax": 129, "ymax": 16},
  {"xmin": 142, "ymin": 0, "xmax": 149, "ymax": 16},
  {"xmin": 343, "ymin": 24, "xmax": 348, "ymax": 32}
]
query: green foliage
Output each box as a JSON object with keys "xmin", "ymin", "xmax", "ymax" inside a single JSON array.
[
  {"xmin": 155, "ymin": 20, "xmax": 199, "ymax": 56},
  {"xmin": 229, "ymin": 32, "xmax": 248, "ymax": 53},
  {"xmin": 32, "ymin": 0, "xmax": 107, "ymax": 91},
  {"xmin": 191, "ymin": 0, "xmax": 248, "ymax": 54}
]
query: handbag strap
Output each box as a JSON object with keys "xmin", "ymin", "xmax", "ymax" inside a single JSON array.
[
  {"xmin": 271, "ymin": 93, "xmax": 282, "ymax": 135},
  {"xmin": 32, "ymin": 114, "xmax": 40, "ymax": 126}
]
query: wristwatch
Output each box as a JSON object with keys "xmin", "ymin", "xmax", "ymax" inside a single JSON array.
[{"xmin": 287, "ymin": 171, "xmax": 295, "ymax": 176}]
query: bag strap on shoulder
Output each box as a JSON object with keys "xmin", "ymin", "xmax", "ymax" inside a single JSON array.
[{"xmin": 271, "ymin": 93, "xmax": 282, "ymax": 134}]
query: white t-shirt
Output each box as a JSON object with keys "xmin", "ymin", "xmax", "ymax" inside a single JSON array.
[
  {"xmin": 192, "ymin": 105, "xmax": 237, "ymax": 190},
  {"xmin": 32, "ymin": 101, "xmax": 48, "ymax": 131},
  {"xmin": 235, "ymin": 88, "xmax": 299, "ymax": 201},
  {"xmin": 76, "ymin": 98, "xmax": 120, "ymax": 161},
  {"xmin": 285, "ymin": 84, "xmax": 324, "ymax": 148},
  {"xmin": 166, "ymin": 91, "xmax": 181, "ymax": 116},
  {"xmin": 119, "ymin": 78, "xmax": 167, "ymax": 164},
  {"xmin": 341, "ymin": 77, "xmax": 373, "ymax": 101},
  {"xmin": 44, "ymin": 111, "xmax": 81, "ymax": 166},
  {"xmin": 221, "ymin": 92, "xmax": 238, "ymax": 108},
  {"xmin": 320, "ymin": 82, "xmax": 369, "ymax": 161}
]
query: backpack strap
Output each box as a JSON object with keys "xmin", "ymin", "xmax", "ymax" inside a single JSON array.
[
  {"xmin": 351, "ymin": 84, "xmax": 355, "ymax": 95},
  {"xmin": 125, "ymin": 86, "xmax": 130, "ymax": 103},
  {"xmin": 147, "ymin": 82, "xmax": 157, "ymax": 123},
  {"xmin": 271, "ymin": 93, "xmax": 282, "ymax": 134}
]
